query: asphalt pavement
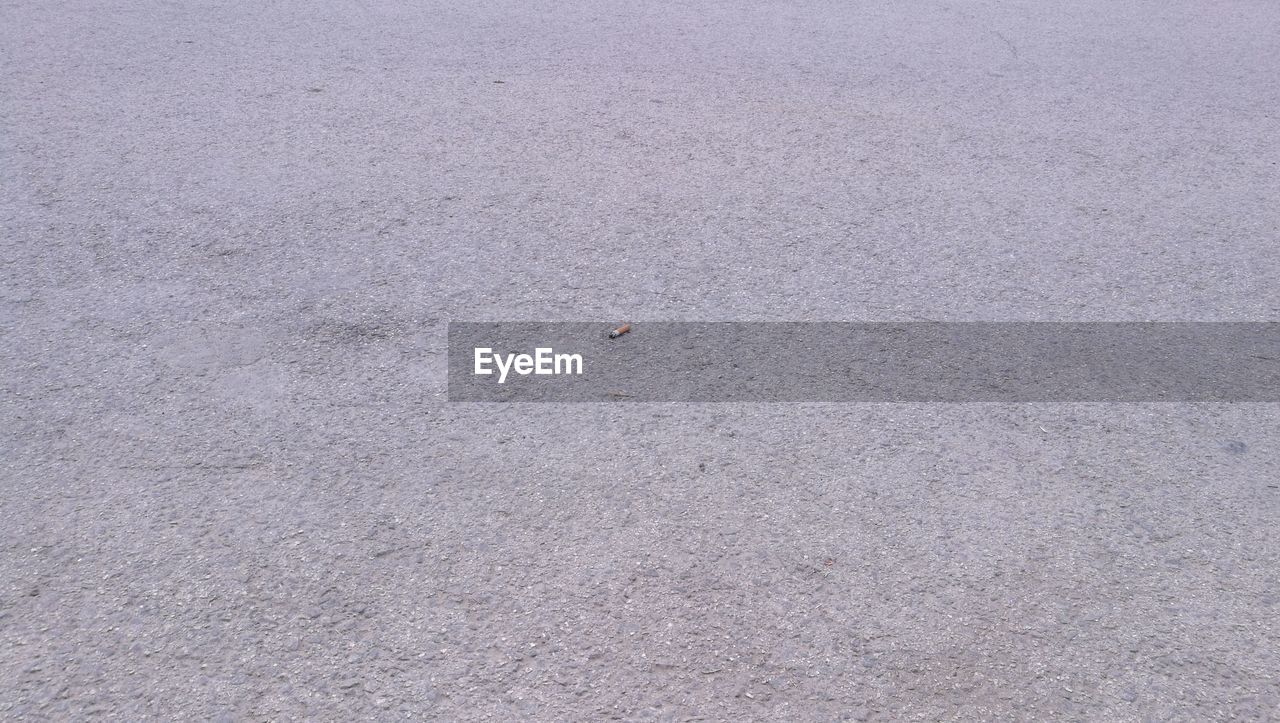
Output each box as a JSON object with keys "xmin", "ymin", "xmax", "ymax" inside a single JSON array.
[{"xmin": 2, "ymin": 0, "xmax": 1278, "ymax": 719}]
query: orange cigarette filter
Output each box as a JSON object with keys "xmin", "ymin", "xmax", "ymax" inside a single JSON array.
[{"xmin": 609, "ymin": 323, "xmax": 632, "ymax": 339}]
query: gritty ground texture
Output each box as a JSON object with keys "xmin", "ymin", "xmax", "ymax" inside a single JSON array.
[{"xmin": 2, "ymin": 0, "xmax": 1279, "ymax": 720}]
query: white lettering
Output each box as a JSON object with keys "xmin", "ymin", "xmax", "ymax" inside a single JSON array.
[
  {"xmin": 554, "ymin": 352, "xmax": 582, "ymax": 375},
  {"xmin": 535, "ymin": 347, "xmax": 553, "ymax": 375},
  {"xmin": 474, "ymin": 348, "xmax": 493, "ymax": 375},
  {"xmin": 513, "ymin": 354, "xmax": 533, "ymax": 375},
  {"xmin": 494, "ymin": 351, "xmax": 515, "ymax": 384},
  {"xmin": 475, "ymin": 347, "xmax": 583, "ymax": 383}
]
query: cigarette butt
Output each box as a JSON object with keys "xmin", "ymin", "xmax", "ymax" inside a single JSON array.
[{"xmin": 609, "ymin": 323, "xmax": 631, "ymax": 339}]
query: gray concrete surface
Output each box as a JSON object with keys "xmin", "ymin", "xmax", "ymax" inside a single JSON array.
[{"xmin": 2, "ymin": 0, "xmax": 1278, "ymax": 719}]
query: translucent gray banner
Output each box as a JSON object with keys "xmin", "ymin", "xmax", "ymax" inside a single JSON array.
[{"xmin": 447, "ymin": 323, "xmax": 1279, "ymax": 402}]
